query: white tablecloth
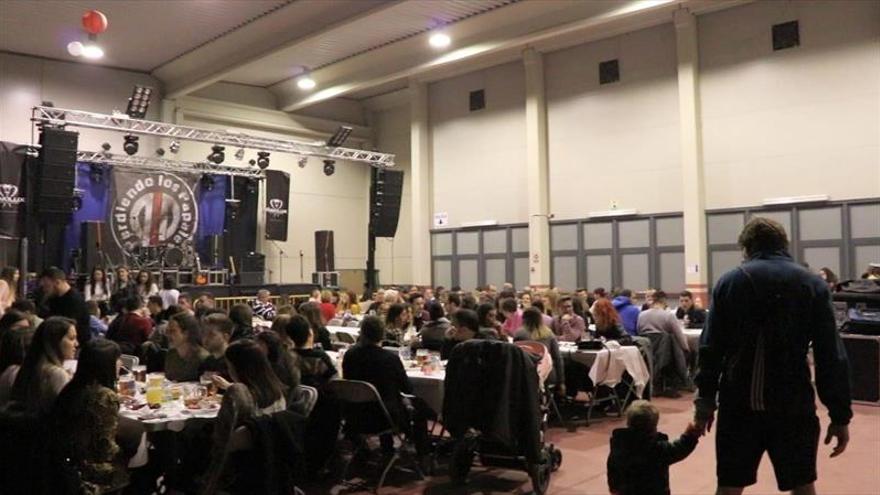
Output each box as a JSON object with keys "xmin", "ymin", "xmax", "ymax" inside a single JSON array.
[
  {"xmin": 560, "ymin": 342, "xmax": 651, "ymax": 399},
  {"xmin": 118, "ymin": 385, "xmax": 219, "ymax": 432},
  {"xmin": 328, "ymin": 326, "xmax": 360, "ymax": 339},
  {"xmin": 406, "ymin": 369, "xmax": 445, "ymax": 415},
  {"xmin": 683, "ymin": 328, "xmax": 702, "ymax": 353}
]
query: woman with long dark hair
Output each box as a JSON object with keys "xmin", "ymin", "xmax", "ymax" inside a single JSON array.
[
  {"xmin": 11, "ymin": 316, "xmax": 78, "ymax": 414},
  {"xmin": 0, "ymin": 317, "xmax": 34, "ymax": 405},
  {"xmin": 164, "ymin": 312, "xmax": 208, "ymax": 382},
  {"xmin": 255, "ymin": 330, "xmax": 301, "ymax": 391},
  {"xmin": 52, "ymin": 339, "xmax": 127, "ymax": 492},
  {"xmin": 134, "ymin": 270, "xmax": 158, "ymax": 298},
  {"xmin": 0, "ymin": 266, "xmax": 19, "ymax": 315},
  {"xmin": 298, "ymin": 302, "xmax": 333, "ymax": 351},
  {"xmin": 211, "ymin": 339, "xmax": 286, "ymax": 444},
  {"xmin": 84, "ymin": 266, "xmax": 110, "ymax": 304},
  {"xmin": 229, "ymin": 304, "xmax": 255, "ymax": 342}
]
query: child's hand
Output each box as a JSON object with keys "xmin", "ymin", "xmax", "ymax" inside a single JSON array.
[{"xmin": 684, "ymin": 422, "xmax": 702, "ymax": 439}]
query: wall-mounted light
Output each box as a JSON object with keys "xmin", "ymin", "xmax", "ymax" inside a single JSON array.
[
  {"xmin": 588, "ymin": 208, "xmax": 638, "ymax": 218},
  {"xmin": 429, "ymin": 32, "xmax": 451, "ymax": 49},
  {"xmin": 761, "ymin": 194, "xmax": 829, "ymax": 206}
]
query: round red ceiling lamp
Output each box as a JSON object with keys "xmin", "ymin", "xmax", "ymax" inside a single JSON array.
[{"xmin": 81, "ymin": 10, "xmax": 108, "ymax": 35}]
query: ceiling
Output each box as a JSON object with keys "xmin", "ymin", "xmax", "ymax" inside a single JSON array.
[
  {"xmin": 0, "ymin": 0, "xmax": 293, "ymax": 71},
  {"xmin": 0, "ymin": 0, "xmax": 749, "ymax": 112}
]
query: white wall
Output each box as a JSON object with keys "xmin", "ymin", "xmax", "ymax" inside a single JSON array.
[
  {"xmin": 0, "ymin": 52, "xmax": 161, "ymax": 150},
  {"xmin": 545, "ymin": 23, "xmax": 682, "ymax": 218},
  {"xmin": 430, "ymin": 61, "xmax": 528, "ymax": 226},
  {"xmin": 174, "ymin": 107, "xmax": 371, "ymax": 286},
  {"xmin": 699, "ymin": 0, "xmax": 880, "ymax": 209},
  {"xmin": 371, "ymin": 104, "xmax": 412, "ymax": 285}
]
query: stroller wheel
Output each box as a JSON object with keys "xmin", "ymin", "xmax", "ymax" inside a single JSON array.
[
  {"xmin": 450, "ymin": 434, "xmax": 477, "ymax": 485},
  {"xmin": 549, "ymin": 445, "xmax": 562, "ymax": 472},
  {"xmin": 529, "ymin": 460, "xmax": 552, "ymax": 495}
]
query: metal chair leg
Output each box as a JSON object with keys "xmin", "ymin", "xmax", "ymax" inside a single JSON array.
[{"xmin": 376, "ymin": 452, "xmax": 400, "ymax": 493}]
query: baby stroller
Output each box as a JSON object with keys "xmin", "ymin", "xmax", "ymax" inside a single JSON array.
[{"xmin": 443, "ymin": 340, "xmax": 563, "ymax": 494}]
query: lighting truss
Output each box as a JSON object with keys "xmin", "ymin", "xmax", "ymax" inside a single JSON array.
[
  {"xmin": 76, "ymin": 150, "xmax": 264, "ymax": 179},
  {"xmin": 33, "ymin": 105, "xmax": 395, "ymax": 167}
]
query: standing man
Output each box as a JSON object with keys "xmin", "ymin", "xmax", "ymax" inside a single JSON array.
[
  {"xmin": 553, "ymin": 296, "xmax": 586, "ymax": 342},
  {"xmin": 694, "ymin": 218, "xmax": 851, "ymax": 495},
  {"xmin": 250, "ymin": 289, "xmax": 277, "ymax": 321},
  {"xmin": 39, "ymin": 266, "xmax": 91, "ymax": 346}
]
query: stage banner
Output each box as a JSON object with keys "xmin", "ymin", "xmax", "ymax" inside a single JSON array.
[
  {"xmin": 264, "ymin": 169, "xmax": 290, "ymax": 241},
  {"xmin": 0, "ymin": 142, "xmax": 28, "ymax": 239},
  {"xmin": 104, "ymin": 169, "xmax": 202, "ymax": 263}
]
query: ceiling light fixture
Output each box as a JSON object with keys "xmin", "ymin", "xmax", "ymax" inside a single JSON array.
[
  {"xmin": 297, "ymin": 75, "xmax": 316, "ymax": 90},
  {"xmin": 323, "ymin": 159, "xmax": 336, "ymax": 176},
  {"xmin": 256, "ymin": 151, "xmax": 270, "ymax": 170},
  {"xmin": 429, "ymin": 32, "xmax": 451, "ymax": 49},
  {"xmin": 207, "ymin": 145, "xmax": 225, "ymax": 164},
  {"xmin": 126, "ymin": 85, "xmax": 153, "ymax": 118},
  {"xmin": 169, "ymin": 140, "xmax": 180, "ymax": 154},
  {"xmin": 298, "ymin": 156, "xmax": 308, "ymax": 168},
  {"xmin": 82, "ymin": 43, "xmax": 104, "ymax": 59},
  {"xmin": 123, "ymin": 135, "xmax": 139, "ymax": 155},
  {"xmin": 234, "ymin": 148, "xmax": 245, "ymax": 161}
]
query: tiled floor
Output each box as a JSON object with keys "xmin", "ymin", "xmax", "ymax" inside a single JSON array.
[{"xmin": 307, "ymin": 394, "xmax": 880, "ymax": 494}]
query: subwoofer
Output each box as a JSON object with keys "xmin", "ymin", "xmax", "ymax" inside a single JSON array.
[{"xmin": 841, "ymin": 333, "xmax": 880, "ymax": 405}]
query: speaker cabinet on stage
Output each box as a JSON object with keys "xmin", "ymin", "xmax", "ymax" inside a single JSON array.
[
  {"xmin": 80, "ymin": 221, "xmax": 105, "ymax": 271},
  {"xmin": 238, "ymin": 272, "xmax": 265, "ymax": 286},
  {"xmin": 369, "ymin": 168, "xmax": 403, "ymax": 238},
  {"xmin": 238, "ymin": 252, "xmax": 265, "ymax": 273},
  {"xmin": 35, "ymin": 128, "xmax": 78, "ymax": 223},
  {"xmin": 842, "ymin": 333, "xmax": 880, "ymax": 406},
  {"xmin": 315, "ymin": 230, "xmax": 335, "ymax": 272}
]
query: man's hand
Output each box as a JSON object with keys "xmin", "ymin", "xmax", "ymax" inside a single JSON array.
[
  {"xmin": 825, "ymin": 423, "xmax": 849, "ymax": 458},
  {"xmin": 693, "ymin": 413, "xmax": 714, "ymax": 436}
]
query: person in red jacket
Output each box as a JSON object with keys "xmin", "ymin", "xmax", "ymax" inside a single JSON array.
[
  {"xmin": 106, "ymin": 296, "xmax": 152, "ymax": 356},
  {"xmin": 318, "ymin": 290, "xmax": 337, "ymax": 324}
]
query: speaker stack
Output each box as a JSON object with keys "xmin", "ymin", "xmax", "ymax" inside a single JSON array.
[
  {"xmin": 313, "ymin": 230, "xmax": 339, "ymax": 287},
  {"xmin": 35, "ymin": 128, "xmax": 78, "ymax": 223},
  {"xmin": 369, "ymin": 168, "xmax": 403, "ymax": 238}
]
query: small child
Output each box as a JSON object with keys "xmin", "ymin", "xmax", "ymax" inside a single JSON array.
[{"xmin": 607, "ymin": 400, "xmax": 701, "ymax": 495}]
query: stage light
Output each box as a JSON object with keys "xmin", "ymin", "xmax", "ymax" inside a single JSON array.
[
  {"xmin": 89, "ymin": 164, "xmax": 104, "ymax": 184},
  {"xmin": 248, "ymin": 159, "xmax": 256, "ymax": 167},
  {"xmin": 72, "ymin": 196, "xmax": 83, "ymax": 212},
  {"xmin": 429, "ymin": 32, "xmax": 451, "ymax": 49},
  {"xmin": 234, "ymin": 148, "xmax": 245, "ymax": 160},
  {"xmin": 169, "ymin": 140, "xmax": 180, "ymax": 154},
  {"xmin": 298, "ymin": 156, "xmax": 308, "ymax": 168},
  {"xmin": 100, "ymin": 142, "xmax": 111, "ymax": 156},
  {"xmin": 82, "ymin": 43, "xmax": 104, "ymax": 59},
  {"xmin": 323, "ymin": 159, "xmax": 336, "ymax": 176},
  {"xmin": 207, "ymin": 145, "xmax": 225, "ymax": 164},
  {"xmin": 256, "ymin": 152, "xmax": 270, "ymax": 170},
  {"xmin": 126, "ymin": 85, "xmax": 153, "ymax": 119},
  {"xmin": 123, "ymin": 135, "xmax": 139, "ymax": 155},
  {"xmin": 326, "ymin": 126, "xmax": 352, "ymax": 147},
  {"xmin": 155, "ymin": 147, "xmax": 165, "ymax": 157},
  {"xmin": 297, "ymin": 74, "xmax": 316, "ymax": 90},
  {"xmin": 200, "ymin": 174, "xmax": 215, "ymax": 192}
]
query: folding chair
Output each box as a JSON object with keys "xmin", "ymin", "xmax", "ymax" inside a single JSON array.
[
  {"xmin": 120, "ymin": 354, "xmax": 139, "ymax": 371},
  {"xmin": 289, "ymin": 384, "xmax": 319, "ymax": 417},
  {"xmin": 326, "ymin": 379, "xmax": 424, "ymax": 493}
]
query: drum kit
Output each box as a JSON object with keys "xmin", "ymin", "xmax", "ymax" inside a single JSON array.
[{"xmin": 130, "ymin": 243, "xmax": 193, "ymax": 271}]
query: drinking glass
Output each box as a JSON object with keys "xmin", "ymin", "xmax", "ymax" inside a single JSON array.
[
  {"xmin": 118, "ymin": 376, "xmax": 136, "ymax": 397},
  {"xmin": 200, "ymin": 372, "xmax": 217, "ymax": 397},
  {"xmin": 146, "ymin": 386, "xmax": 163, "ymax": 406},
  {"xmin": 184, "ymin": 385, "xmax": 207, "ymax": 408},
  {"xmin": 147, "ymin": 373, "xmax": 165, "ymax": 388},
  {"xmin": 398, "ymin": 346, "xmax": 412, "ymax": 362},
  {"xmin": 132, "ymin": 365, "xmax": 147, "ymax": 383}
]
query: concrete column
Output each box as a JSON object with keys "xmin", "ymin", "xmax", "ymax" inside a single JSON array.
[
  {"xmin": 523, "ymin": 48, "xmax": 551, "ymax": 289},
  {"xmin": 409, "ymin": 80, "xmax": 433, "ymax": 287},
  {"xmin": 674, "ymin": 9, "xmax": 709, "ymax": 305}
]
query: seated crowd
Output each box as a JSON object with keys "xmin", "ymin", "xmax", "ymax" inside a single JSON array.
[{"xmin": 0, "ymin": 257, "xmax": 858, "ymax": 494}]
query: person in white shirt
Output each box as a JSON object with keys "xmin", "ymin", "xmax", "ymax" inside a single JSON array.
[
  {"xmin": 84, "ymin": 266, "xmax": 110, "ymax": 303},
  {"xmin": 157, "ymin": 276, "xmax": 180, "ymax": 309},
  {"xmin": 135, "ymin": 270, "xmax": 159, "ymax": 299}
]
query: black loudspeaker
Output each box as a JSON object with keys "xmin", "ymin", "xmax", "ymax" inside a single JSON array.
[
  {"xmin": 315, "ymin": 230, "xmax": 335, "ymax": 272},
  {"xmin": 841, "ymin": 334, "xmax": 880, "ymax": 405},
  {"xmin": 239, "ymin": 252, "xmax": 265, "ymax": 273},
  {"xmin": 238, "ymin": 272, "xmax": 265, "ymax": 286},
  {"xmin": 80, "ymin": 221, "xmax": 105, "ymax": 271},
  {"xmin": 369, "ymin": 168, "xmax": 403, "ymax": 238},
  {"xmin": 35, "ymin": 128, "xmax": 78, "ymax": 222}
]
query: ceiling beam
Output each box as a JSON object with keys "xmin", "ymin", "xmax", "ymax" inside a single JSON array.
[
  {"xmin": 275, "ymin": 0, "xmax": 752, "ymax": 112},
  {"xmin": 154, "ymin": 0, "xmax": 397, "ymax": 100}
]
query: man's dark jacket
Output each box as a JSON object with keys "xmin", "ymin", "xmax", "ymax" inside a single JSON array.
[{"xmin": 695, "ymin": 250, "xmax": 852, "ymax": 425}]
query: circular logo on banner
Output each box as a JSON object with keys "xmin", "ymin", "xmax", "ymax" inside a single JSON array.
[
  {"xmin": 111, "ymin": 173, "xmax": 198, "ymax": 253},
  {"xmin": 266, "ymin": 198, "xmax": 288, "ymax": 218}
]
